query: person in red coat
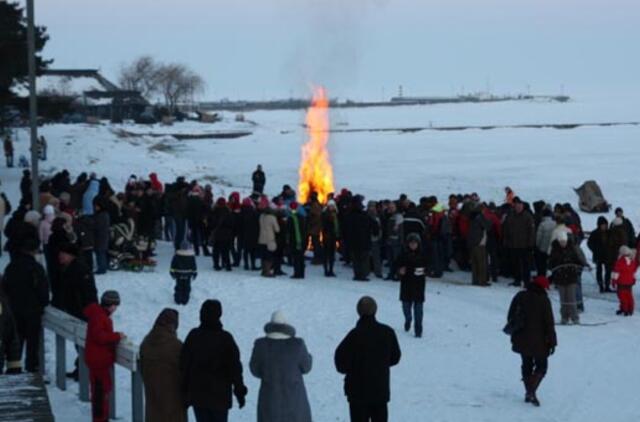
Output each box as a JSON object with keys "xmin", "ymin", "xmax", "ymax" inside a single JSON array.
[
  {"xmin": 84, "ymin": 291, "xmax": 125, "ymax": 422},
  {"xmin": 612, "ymin": 246, "xmax": 639, "ymax": 316}
]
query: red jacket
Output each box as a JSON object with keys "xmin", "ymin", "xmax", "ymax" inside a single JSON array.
[
  {"xmin": 84, "ymin": 303, "xmax": 121, "ymax": 369},
  {"xmin": 612, "ymin": 257, "xmax": 639, "ymax": 288}
]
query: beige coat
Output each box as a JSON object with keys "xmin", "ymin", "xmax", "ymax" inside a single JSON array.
[{"xmin": 259, "ymin": 211, "xmax": 280, "ymax": 252}]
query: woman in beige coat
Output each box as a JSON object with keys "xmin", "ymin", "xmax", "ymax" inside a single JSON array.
[{"xmin": 140, "ymin": 308, "xmax": 186, "ymax": 422}]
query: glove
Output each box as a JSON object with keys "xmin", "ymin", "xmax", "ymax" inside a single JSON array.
[
  {"xmin": 549, "ymin": 347, "xmax": 555, "ymax": 356},
  {"xmin": 234, "ymin": 385, "xmax": 247, "ymax": 409}
]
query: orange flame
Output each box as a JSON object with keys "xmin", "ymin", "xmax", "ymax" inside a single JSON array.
[{"xmin": 298, "ymin": 87, "xmax": 335, "ymax": 204}]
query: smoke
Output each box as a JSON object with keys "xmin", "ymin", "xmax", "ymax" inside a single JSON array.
[{"xmin": 281, "ymin": 0, "xmax": 387, "ymax": 99}]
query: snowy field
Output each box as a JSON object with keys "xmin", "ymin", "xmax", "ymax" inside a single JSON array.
[{"xmin": 2, "ymin": 95, "xmax": 640, "ymax": 421}]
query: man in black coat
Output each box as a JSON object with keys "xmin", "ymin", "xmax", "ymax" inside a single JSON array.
[
  {"xmin": 0, "ymin": 279, "xmax": 22, "ymax": 374},
  {"xmin": 2, "ymin": 238, "xmax": 49, "ymax": 372},
  {"xmin": 507, "ymin": 275, "xmax": 557, "ymax": 407},
  {"xmin": 59, "ymin": 243, "xmax": 98, "ymax": 320},
  {"xmin": 349, "ymin": 198, "xmax": 372, "ymax": 281},
  {"xmin": 251, "ymin": 165, "xmax": 266, "ymax": 194},
  {"xmin": 335, "ymin": 296, "xmax": 401, "ymax": 422},
  {"xmin": 180, "ymin": 300, "xmax": 247, "ymax": 422}
]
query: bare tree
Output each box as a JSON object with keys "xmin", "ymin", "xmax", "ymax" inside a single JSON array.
[
  {"xmin": 118, "ymin": 56, "xmax": 160, "ymax": 99},
  {"xmin": 155, "ymin": 63, "xmax": 205, "ymax": 113}
]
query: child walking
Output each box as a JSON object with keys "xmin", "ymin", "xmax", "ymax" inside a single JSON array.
[
  {"xmin": 612, "ymin": 246, "xmax": 638, "ymax": 316},
  {"xmin": 170, "ymin": 241, "xmax": 197, "ymax": 305}
]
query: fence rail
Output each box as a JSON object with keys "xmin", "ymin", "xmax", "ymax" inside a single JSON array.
[{"xmin": 41, "ymin": 306, "xmax": 144, "ymax": 422}]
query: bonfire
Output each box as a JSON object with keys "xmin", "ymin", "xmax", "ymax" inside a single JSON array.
[{"xmin": 298, "ymin": 87, "xmax": 335, "ymax": 204}]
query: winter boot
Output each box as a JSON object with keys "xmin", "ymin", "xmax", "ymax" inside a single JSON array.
[
  {"xmin": 528, "ymin": 373, "xmax": 544, "ymax": 407},
  {"xmin": 261, "ymin": 260, "xmax": 274, "ymax": 277}
]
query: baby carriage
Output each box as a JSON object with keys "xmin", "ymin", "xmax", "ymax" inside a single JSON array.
[{"xmin": 108, "ymin": 219, "xmax": 157, "ymax": 272}]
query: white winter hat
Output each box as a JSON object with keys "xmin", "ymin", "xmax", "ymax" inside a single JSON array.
[
  {"xmin": 24, "ymin": 210, "xmax": 41, "ymax": 226},
  {"xmin": 619, "ymin": 245, "xmax": 636, "ymax": 258},
  {"xmin": 43, "ymin": 205, "xmax": 55, "ymax": 216},
  {"xmin": 270, "ymin": 310, "xmax": 288, "ymax": 325}
]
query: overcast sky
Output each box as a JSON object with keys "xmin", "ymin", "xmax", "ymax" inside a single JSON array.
[{"xmin": 26, "ymin": 0, "xmax": 640, "ymax": 100}]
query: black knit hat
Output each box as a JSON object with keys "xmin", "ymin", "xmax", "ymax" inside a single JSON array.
[
  {"xmin": 357, "ymin": 296, "xmax": 377, "ymax": 317},
  {"xmin": 101, "ymin": 290, "xmax": 121, "ymax": 307}
]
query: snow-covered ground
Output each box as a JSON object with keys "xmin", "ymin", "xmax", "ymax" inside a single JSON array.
[{"xmin": 2, "ymin": 96, "xmax": 639, "ymax": 421}]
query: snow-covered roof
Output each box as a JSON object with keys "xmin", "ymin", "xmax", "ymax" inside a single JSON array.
[{"xmin": 12, "ymin": 69, "xmax": 119, "ymax": 98}]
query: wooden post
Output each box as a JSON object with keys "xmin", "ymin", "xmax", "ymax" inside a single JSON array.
[
  {"xmin": 38, "ymin": 326, "xmax": 45, "ymax": 378},
  {"xmin": 109, "ymin": 366, "xmax": 116, "ymax": 419},
  {"xmin": 78, "ymin": 347, "xmax": 89, "ymax": 402},
  {"xmin": 131, "ymin": 369, "xmax": 144, "ymax": 422},
  {"xmin": 55, "ymin": 335, "xmax": 66, "ymax": 391}
]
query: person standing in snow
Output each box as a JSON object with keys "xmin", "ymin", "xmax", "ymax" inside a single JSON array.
[
  {"xmin": 170, "ymin": 242, "xmax": 197, "ymax": 305},
  {"xmin": 82, "ymin": 176, "xmax": 100, "ymax": 216},
  {"xmin": 0, "ymin": 277, "xmax": 22, "ymax": 374},
  {"xmin": 180, "ymin": 299, "xmax": 248, "ymax": 422},
  {"xmin": 258, "ymin": 200, "xmax": 280, "ymax": 277},
  {"xmin": 322, "ymin": 200, "xmax": 340, "ymax": 277},
  {"xmin": 502, "ymin": 198, "xmax": 535, "ymax": 287},
  {"xmin": 250, "ymin": 311, "xmax": 313, "ymax": 422},
  {"xmin": 396, "ymin": 233, "xmax": 428, "ymax": 338},
  {"xmin": 252, "ymin": 165, "xmax": 266, "ymax": 194},
  {"xmin": 549, "ymin": 232, "xmax": 583, "ymax": 324},
  {"xmin": 349, "ymin": 197, "xmax": 373, "ymax": 281},
  {"xmin": 587, "ymin": 217, "xmax": 613, "ymax": 293},
  {"xmin": 93, "ymin": 198, "xmax": 110, "ymax": 275},
  {"xmin": 2, "ymin": 238, "xmax": 49, "ymax": 373},
  {"xmin": 140, "ymin": 308, "xmax": 186, "ymax": 422},
  {"xmin": 535, "ymin": 209, "xmax": 556, "ymax": 277},
  {"xmin": 3, "ymin": 134, "xmax": 14, "ymax": 168},
  {"xmin": 209, "ymin": 198, "xmax": 234, "ymax": 271},
  {"xmin": 240, "ymin": 197, "xmax": 260, "ymax": 270},
  {"xmin": 507, "ymin": 275, "xmax": 557, "ymax": 407},
  {"xmin": 467, "ymin": 207, "xmax": 491, "ymax": 286},
  {"xmin": 611, "ymin": 208, "xmax": 636, "ymax": 248},
  {"xmin": 611, "ymin": 246, "xmax": 638, "ymax": 316},
  {"xmin": 288, "ymin": 201, "xmax": 306, "ymax": 279},
  {"xmin": 84, "ymin": 291, "xmax": 125, "ymax": 422},
  {"xmin": 335, "ymin": 296, "xmax": 401, "ymax": 422}
]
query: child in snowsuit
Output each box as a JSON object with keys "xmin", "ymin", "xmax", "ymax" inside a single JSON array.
[
  {"xmin": 170, "ymin": 242, "xmax": 197, "ymax": 305},
  {"xmin": 612, "ymin": 246, "xmax": 638, "ymax": 316},
  {"xmin": 84, "ymin": 291, "xmax": 125, "ymax": 422}
]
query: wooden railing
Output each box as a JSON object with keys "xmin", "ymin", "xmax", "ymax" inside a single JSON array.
[{"xmin": 40, "ymin": 306, "xmax": 143, "ymax": 421}]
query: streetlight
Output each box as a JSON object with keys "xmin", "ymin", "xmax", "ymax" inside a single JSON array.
[{"xmin": 26, "ymin": 0, "xmax": 40, "ymax": 210}]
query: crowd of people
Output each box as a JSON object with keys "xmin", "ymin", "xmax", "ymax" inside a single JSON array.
[{"xmin": 0, "ymin": 165, "xmax": 638, "ymax": 421}]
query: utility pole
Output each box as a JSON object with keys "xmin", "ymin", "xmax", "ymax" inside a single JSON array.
[{"xmin": 26, "ymin": 0, "xmax": 40, "ymax": 210}]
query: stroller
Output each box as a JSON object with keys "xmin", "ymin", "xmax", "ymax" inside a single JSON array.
[{"xmin": 108, "ymin": 219, "xmax": 157, "ymax": 272}]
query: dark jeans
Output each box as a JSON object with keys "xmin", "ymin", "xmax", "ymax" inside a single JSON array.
[
  {"xmin": 95, "ymin": 249, "xmax": 108, "ymax": 274},
  {"xmin": 349, "ymin": 402, "xmax": 388, "ymax": 422},
  {"xmin": 213, "ymin": 242, "xmax": 231, "ymax": 270},
  {"xmin": 82, "ymin": 249, "xmax": 94, "ymax": 272},
  {"xmin": 402, "ymin": 301, "xmax": 424, "ymax": 336},
  {"xmin": 487, "ymin": 245, "xmax": 500, "ymax": 281},
  {"xmin": 310, "ymin": 234, "xmax": 323, "ymax": 263},
  {"xmin": 291, "ymin": 250, "xmax": 305, "ymax": 278},
  {"xmin": 520, "ymin": 355, "xmax": 548, "ymax": 378},
  {"xmin": 193, "ymin": 407, "xmax": 228, "ymax": 422},
  {"xmin": 164, "ymin": 216, "xmax": 175, "ymax": 241},
  {"xmin": 188, "ymin": 220, "xmax": 207, "ymax": 255},
  {"xmin": 352, "ymin": 250, "xmax": 371, "ymax": 280},
  {"xmin": 511, "ymin": 248, "xmax": 531, "ymax": 286},
  {"xmin": 534, "ymin": 250, "xmax": 548, "ymax": 277},
  {"xmin": 14, "ymin": 315, "xmax": 42, "ymax": 372},
  {"xmin": 596, "ymin": 261, "xmax": 612, "ymax": 290},
  {"xmin": 243, "ymin": 246, "xmax": 258, "ymax": 269},
  {"xmin": 429, "ymin": 239, "xmax": 445, "ymax": 277},
  {"xmin": 174, "ymin": 277, "xmax": 192, "ymax": 305},
  {"xmin": 324, "ymin": 244, "xmax": 336, "ymax": 275},
  {"xmin": 174, "ymin": 217, "xmax": 187, "ymax": 249}
]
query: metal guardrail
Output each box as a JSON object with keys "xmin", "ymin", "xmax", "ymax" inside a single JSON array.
[{"xmin": 40, "ymin": 306, "xmax": 144, "ymax": 422}]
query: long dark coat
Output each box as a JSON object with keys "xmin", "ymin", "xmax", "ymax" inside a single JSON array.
[
  {"xmin": 396, "ymin": 250, "xmax": 428, "ymax": 302},
  {"xmin": 250, "ymin": 323, "xmax": 312, "ymax": 422},
  {"xmin": 180, "ymin": 304, "xmax": 246, "ymax": 411},
  {"xmin": 240, "ymin": 206, "xmax": 260, "ymax": 249},
  {"xmin": 140, "ymin": 314, "xmax": 186, "ymax": 422},
  {"xmin": 335, "ymin": 316, "xmax": 401, "ymax": 405},
  {"xmin": 549, "ymin": 241, "xmax": 582, "ymax": 286},
  {"xmin": 509, "ymin": 284, "xmax": 557, "ymax": 358},
  {"xmin": 60, "ymin": 258, "xmax": 98, "ymax": 320}
]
